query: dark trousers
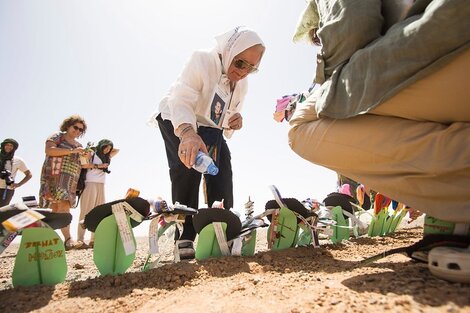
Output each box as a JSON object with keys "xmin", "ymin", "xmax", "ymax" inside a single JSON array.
[
  {"xmin": 0, "ymin": 188, "xmax": 14, "ymax": 207},
  {"xmin": 156, "ymin": 114, "xmax": 233, "ymax": 241}
]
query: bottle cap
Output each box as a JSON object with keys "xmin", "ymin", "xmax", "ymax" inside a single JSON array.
[
  {"xmin": 125, "ymin": 188, "xmax": 140, "ymax": 199},
  {"xmin": 153, "ymin": 199, "xmax": 169, "ymax": 213},
  {"xmin": 206, "ymin": 163, "xmax": 219, "ymax": 176}
]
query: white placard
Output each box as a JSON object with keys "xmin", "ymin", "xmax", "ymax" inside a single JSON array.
[
  {"xmin": 121, "ymin": 202, "xmax": 144, "ymax": 222},
  {"xmin": 148, "ymin": 218, "xmax": 159, "ymax": 255},
  {"xmin": 231, "ymin": 237, "xmax": 243, "ymax": 256},
  {"xmin": 213, "ymin": 222, "xmax": 231, "ymax": 256},
  {"xmin": 2, "ymin": 210, "xmax": 45, "ymax": 232},
  {"xmin": 111, "ymin": 203, "xmax": 136, "ymax": 256}
]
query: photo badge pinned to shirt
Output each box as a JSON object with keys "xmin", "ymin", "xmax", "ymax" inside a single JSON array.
[{"xmin": 208, "ymin": 79, "xmax": 233, "ymax": 129}]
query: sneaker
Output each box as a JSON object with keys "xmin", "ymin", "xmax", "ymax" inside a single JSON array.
[
  {"xmin": 360, "ymin": 213, "xmax": 470, "ymax": 280},
  {"xmin": 406, "ymin": 233, "xmax": 470, "ymax": 263},
  {"xmin": 421, "ymin": 215, "xmax": 470, "ymax": 282},
  {"xmin": 404, "ymin": 215, "xmax": 469, "ymax": 262},
  {"xmin": 174, "ymin": 240, "xmax": 195, "ymax": 261},
  {"xmin": 428, "ymin": 246, "xmax": 470, "ymax": 283}
]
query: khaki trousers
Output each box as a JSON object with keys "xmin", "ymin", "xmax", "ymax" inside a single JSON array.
[
  {"xmin": 289, "ymin": 49, "xmax": 470, "ymax": 223},
  {"xmin": 77, "ymin": 182, "xmax": 105, "ymax": 241}
]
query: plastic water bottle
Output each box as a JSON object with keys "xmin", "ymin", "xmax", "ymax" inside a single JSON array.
[{"xmin": 193, "ymin": 151, "xmax": 219, "ymax": 175}]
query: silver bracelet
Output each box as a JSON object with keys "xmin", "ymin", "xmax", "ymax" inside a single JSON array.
[{"xmin": 178, "ymin": 125, "xmax": 193, "ymax": 139}]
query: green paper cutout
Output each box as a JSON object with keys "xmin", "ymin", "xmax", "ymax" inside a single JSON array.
[
  {"xmin": 267, "ymin": 207, "xmax": 298, "ymax": 250},
  {"xmin": 382, "ymin": 214, "xmax": 394, "ymax": 235},
  {"xmin": 296, "ymin": 223, "xmax": 312, "ymax": 247},
  {"xmin": 367, "ymin": 214, "xmax": 376, "ymax": 237},
  {"xmin": 369, "ymin": 209, "xmax": 388, "ymax": 237},
  {"xmin": 195, "ymin": 222, "xmax": 227, "ymax": 260},
  {"xmin": 93, "ymin": 215, "xmax": 136, "ymax": 276},
  {"xmin": 12, "ymin": 228, "xmax": 67, "ymax": 287},
  {"xmin": 389, "ymin": 209, "xmax": 407, "ymax": 233},
  {"xmin": 330, "ymin": 206, "xmax": 349, "ymax": 243},
  {"xmin": 241, "ymin": 230, "xmax": 257, "ymax": 256}
]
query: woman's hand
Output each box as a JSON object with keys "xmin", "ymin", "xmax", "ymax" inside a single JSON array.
[
  {"xmin": 46, "ymin": 142, "xmax": 86, "ymax": 157},
  {"xmin": 71, "ymin": 147, "xmax": 86, "ymax": 155},
  {"xmin": 228, "ymin": 112, "xmax": 243, "ymax": 130},
  {"xmin": 178, "ymin": 128, "xmax": 208, "ymax": 169}
]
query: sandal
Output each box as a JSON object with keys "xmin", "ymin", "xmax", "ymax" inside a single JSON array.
[
  {"xmin": 88, "ymin": 241, "xmax": 94, "ymax": 249},
  {"xmin": 64, "ymin": 238, "xmax": 75, "ymax": 251},
  {"xmin": 75, "ymin": 240, "xmax": 89, "ymax": 250}
]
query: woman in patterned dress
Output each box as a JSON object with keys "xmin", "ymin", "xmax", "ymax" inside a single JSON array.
[{"xmin": 39, "ymin": 115, "xmax": 88, "ymax": 250}]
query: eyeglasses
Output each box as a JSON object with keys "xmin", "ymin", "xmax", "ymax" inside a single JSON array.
[
  {"xmin": 72, "ymin": 125, "xmax": 84, "ymax": 132},
  {"xmin": 233, "ymin": 59, "xmax": 258, "ymax": 73}
]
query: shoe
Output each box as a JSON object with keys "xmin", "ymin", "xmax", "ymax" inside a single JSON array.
[
  {"xmin": 88, "ymin": 240, "xmax": 94, "ymax": 249},
  {"xmin": 64, "ymin": 238, "xmax": 75, "ymax": 251},
  {"xmin": 361, "ymin": 217, "xmax": 470, "ymax": 275},
  {"xmin": 74, "ymin": 240, "xmax": 89, "ymax": 250},
  {"xmin": 421, "ymin": 215, "xmax": 470, "ymax": 282},
  {"xmin": 360, "ymin": 233, "xmax": 470, "ymax": 266},
  {"xmin": 414, "ymin": 215, "xmax": 470, "ymax": 262},
  {"xmin": 428, "ymin": 246, "xmax": 470, "ymax": 283},
  {"xmin": 403, "ymin": 215, "xmax": 469, "ymax": 263},
  {"xmin": 174, "ymin": 240, "xmax": 195, "ymax": 261}
]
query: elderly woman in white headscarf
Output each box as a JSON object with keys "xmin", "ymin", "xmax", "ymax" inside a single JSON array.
[{"xmin": 149, "ymin": 26, "xmax": 265, "ymax": 260}]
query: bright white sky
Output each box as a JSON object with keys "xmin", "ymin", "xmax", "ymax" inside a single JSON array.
[{"xmin": 0, "ymin": 1, "xmax": 338, "ymax": 238}]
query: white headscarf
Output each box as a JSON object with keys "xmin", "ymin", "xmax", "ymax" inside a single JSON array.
[{"xmin": 214, "ymin": 26, "xmax": 265, "ymax": 74}]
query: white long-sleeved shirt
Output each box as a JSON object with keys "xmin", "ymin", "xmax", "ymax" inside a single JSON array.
[{"xmin": 149, "ymin": 49, "xmax": 248, "ymax": 139}]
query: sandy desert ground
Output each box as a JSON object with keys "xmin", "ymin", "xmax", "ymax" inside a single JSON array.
[{"xmin": 0, "ymin": 218, "xmax": 469, "ymax": 313}]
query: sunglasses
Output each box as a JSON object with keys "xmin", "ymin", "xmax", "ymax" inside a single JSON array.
[
  {"xmin": 72, "ymin": 125, "xmax": 84, "ymax": 132},
  {"xmin": 233, "ymin": 59, "xmax": 258, "ymax": 73}
]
